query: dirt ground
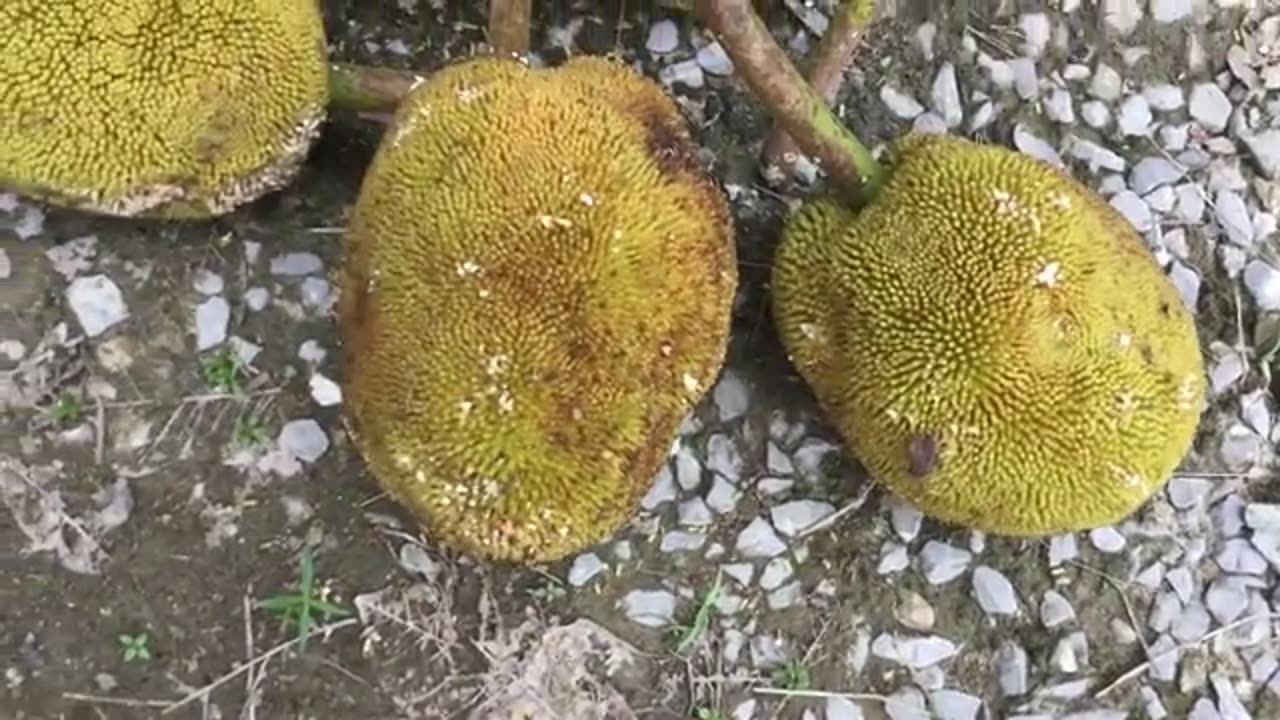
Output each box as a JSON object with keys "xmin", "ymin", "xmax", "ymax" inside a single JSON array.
[{"xmin": 3, "ymin": 2, "xmax": 1277, "ymax": 720}]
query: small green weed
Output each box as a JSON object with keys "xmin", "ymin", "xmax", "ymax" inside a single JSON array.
[
  {"xmin": 201, "ymin": 347, "xmax": 247, "ymax": 394},
  {"xmin": 671, "ymin": 569, "xmax": 723, "ymax": 654},
  {"xmin": 50, "ymin": 392, "xmax": 82, "ymax": 424},
  {"xmin": 694, "ymin": 707, "xmax": 727, "ymax": 720},
  {"xmin": 118, "ymin": 631, "xmax": 151, "ymax": 663},
  {"xmin": 232, "ymin": 415, "xmax": 268, "ymax": 448},
  {"xmin": 256, "ymin": 545, "xmax": 351, "ymax": 652},
  {"xmin": 771, "ymin": 658, "xmax": 811, "ymax": 690}
]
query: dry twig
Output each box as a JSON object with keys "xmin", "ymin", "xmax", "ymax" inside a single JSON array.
[{"xmin": 489, "ymin": 0, "xmax": 532, "ymax": 58}]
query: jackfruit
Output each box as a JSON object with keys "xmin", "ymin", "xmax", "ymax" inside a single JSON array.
[
  {"xmin": 0, "ymin": 0, "xmax": 329, "ymax": 219},
  {"xmin": 336, "ymin": 56, "xmax": 737, "ymax": 563},
  {"xmin": 771, "ymin": 133, "xmax": 1206, "ymax": 536}
]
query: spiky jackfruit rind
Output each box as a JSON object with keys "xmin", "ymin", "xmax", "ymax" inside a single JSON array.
[
  {"xmin": 0, "ymin": 0, "xmax": 329, "ymax": 219},
  {"xmin": 772, "ymin": 132, "xmax": 1206, "ymax": 536},
  {"xmin": 337, "ymin": 56, "xmax": 737, "ymax": 563}
]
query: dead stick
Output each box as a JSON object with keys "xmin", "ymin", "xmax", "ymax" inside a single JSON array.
[
  {"xmin": 761, "ymin": 1, "xmax": 874, "ymax": 189},
  {"xmin": 489, "ymin": 0, "xmax": 532, "ymax": 58},
  {"xmin": 693, "ymin": 0, "xmax": 883, "ymax": 206},
  {"xmin": 327, "ymin": 63, "xmax": 424, "ymax": 114}
]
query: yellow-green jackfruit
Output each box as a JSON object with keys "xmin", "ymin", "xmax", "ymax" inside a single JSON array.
[
  {"xmin": 771, "ymin": 133, "xmax": 1206, "ymax": 536},
  {"xmin": 336, "ymin": 56, "xmax": 737, "ymax": 564},
  {"xmin": 0, "ymin": 0, "xmax": 329, "ymax": 219}
]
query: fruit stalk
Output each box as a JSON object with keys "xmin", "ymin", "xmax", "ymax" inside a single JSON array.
[
  {"xmin": 489, "ymin": 0, "xmax": 532, "ymax": 57},
  {"xmin": 693, "ymin": 0, "xmax": 883, "ymax": 206},
  {"xmin": 760, "ymin": 0, "xmax": 875, "ymax": 190},
  {"xmin": 327, "ymin": 63, "xmax": 424, "ymax": 114}
]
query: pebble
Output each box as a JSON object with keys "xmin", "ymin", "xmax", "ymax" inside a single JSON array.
[
  {"xmin": 658, "ymin": 59, "xmax": 703, "ymax": 89},
  {"xmin": 661, "ymin": 530, "xmax": 706, "ymax": 553},
  {"xmin": 244, "ymin": 287, "xmax": 271, "ymax": 311},
  {"xmin": 269, "ymin": 252, "xmax": 323, "ymax": 276},
  {"xmin": 732, "ymin": 700, "xmax": 756, "ymax": 720},
  {"xmin": 1243, "ymin": 260, "xmax": 1280, "ymax": 310},
  {"xmin": 997, "ymin": 641, "xmax": 1029, "ymax": 696},
  {"xmin": 640, "ymin": 465, "xmax": 677, "ymax": 510},
  {"xmin": 192, "ymin": 270, "xmax": 224, "ymax": 295},
  {"xmin": 1080, "ymin": 100, "xmax": 1112, "ymax": 129},
  {"xmin": 1166, "ymin": 566, "xmax": 1196, "ymax": 603},
  {"xmin": 297, "ymin": 339, "xmax": 327, "ymax": 365},
  {"xmin": 972, "ymin": 565, "xmax": 1019, "ymax": 616},
  {"xmin": 930, "ymin": 689, "xmax": 982, "ymax": 720},
  {"xmin": 1246, "ymin": 503, "xmax": 1280, "ymax": 530},
  {"xmin": 1131, "ymin": 157, "xmax": 1187, "ymax": 194},
  {"xmin": 622, "ymin": 589, "xmax": 676, "ymax": 627},
  {"xmin": 1242, "ymin": 129, "xmax": 1280, "ymax": 180},
  {"xmin": 889, "ymin": 498, "xmax": 924, "ymax": 541},
  {"xmin": 713, "ymin": 371, "xmax": 749, "ymax": 422},
  {"xmin": 1089, "ymin": 526, "xmax": 1127, "ymax": 553},
  {"xmin": 1020, "ymin": 13, "xmax": 1051, "ymax": 58},
  {"xmin": 1118, "ymin": 95, "xmax": 1153, "ymax": 135},
  {"xmin": 896, "ymin": 590, "xmax": 935, "ymax": 631},
  {"xmin": 705, "ymin": 475, "xmax": 739, "ymax": 514},
  {"xmin": 826, "ymin": 697, "xmax": 864, "ymax": 720},
  {"xmin": 567, "ymin": 553, "xmax": 605, "ymax": 587},
  {"xmin": 1040, "ymin": 590, "xmax": 1076, "ymax": 628},
  {"xmin": 878, "ymin": 541, "xmax": 910, "ymax": 574},
  {"xmin": 915, "ymin": 22, "xmax": 936, "ymax": 61},
  {"xmin": 1171, "ymin": 603, "xmax": 1212, "ymax": 641},
  {"xmin": 978, "ymin": 54, "xmax": 1013, "ymax": 89},
  {"xmin": 1069, "ymin": 138, "xmax": 1125, "ymax": 173},
  {"xmin": 1204, "ymin": 577, "xmax": 1249, "ymax": 624},
  {"xmin": 913, "ymin": 112, "xmax": 948, "ymax": 135},
  {"xmin": 766, "ymin": 443, "xmax": 794, "ymax": 475},
  {"xmin": 66, "ymin": 274, "xmax": 130, "ymax": 337},
  {"xmin": 931, "ymin": 63, "xmax": 963, "ymax": 128},
  {"xmin": 696, "ymin": 41, "xmax": 733, "ymax": 76},
  {"xmin": 1048, "ymin": 533, "xmax": 1079, "ymax": 566},
  {"xmin": 873, "ymin": 634, "xmax": 958, "ymax": 669},
  {"xmin": 1110, "ymin": 191, "xmax": 1154, "ymax": 232},
  {"xmin": 675, "ymin": 446, "xmax": 701, "ymax": 491},
  {"xmin": 676, "ymin": 497, "xmax": 711, "ymax": 526},
  {"xmin": 300, "ymin": 277, "xmax": 331, "ymax": 310},
  {"xmin": 1089, "ymin": 63, "xmax": 1122, "ymax": 101},
  {"xmin": 1151, "ymin": 0, "xmax": 1194, "ymax": 23},
  {"xmin": 195, "ymin": 296, "xmax": 230, "ymax": 351},
  {"xmin": 1013, "ymin": 124, "xmax": 1064, "ymax": 168},
  {"xmin": 969, "ymin": 101, "xmax": 995, "ymax": 132},
  {"xmin": 885, "ymin": 687, "xmax": 929, "ymax": 720},
  {"xmin": 1211, "ymin": 673, "xmax": 1251, "ymax": 720},
  {"xmin": 770, "ymin": 499, "xmax": 835, "ymax": 537},
  {"xmin": 1189, "ymin": 83, "xmax": 1233, "ymax": 133},
  {"xmin": 767, "ymin": 581, "xmax": 802, "ymax": 609},
  {"xmin": 1168, "ymin": 476, "xmax": 1214, "ymax": 510},
  {"xmin": 1010, "ymin": 58, "xmax": 1039, "ymax": 99},
  {"xmin": 278, "ymin": 419, "xmax": 329, "ymax": 463},
  {"xmin": 759, "ymin": 557, "xmax": 793, "ymax": 591},
  {"xmin": 881, "ymin": 85, "xmax": 925, "ymax": 120},
  {"xmin": 645, "ymin": 19, "xmax": 678, "ymax": 54},
  {"xmin": 1145, "ymin": 83, "xmax": 1185, "ymax": 111},
  {"xmin": 734, "ymin": 517, "xmax": 787, "ymax": 559},
  {"xmin": 704, "ymin": 434, "xmax": 741, "ymax": 479},
  {"xmin": 1217, "ymin": 538, "xmax": 1268, "ymax": 575},
  {"xmin": 1044, "ymin": 89, "xmax": 1075, "ymax": 123},
  {"xmin": 308, "ymin": 373, "xmax": 342, "ymax": 407},
  {"xmin": 1103, "ymin": 0, "xmax": 1141, "ymax": 35},
  {"xmin": 1215, "ymin": 190, "xmax": 1254, "ymax": 246},
  {"xmin": 920, "ymin": 541, "xmax": 972, "ymax": 584}
]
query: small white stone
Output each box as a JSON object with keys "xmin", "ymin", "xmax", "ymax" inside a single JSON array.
[
  {"xmin": 978, "ymin": 54, "xmax": 1014, "ymax": 89},
  {"xmin": 1040, "ymin": 590, "xmax": 1076, "ymax": 628},
  {"xmin": 1167, "ymin": 476, "xmax": 1213, "ymax": 510},
  {"xmin": 1243, "ymin": 129, "xmax": 1280, "ymax": 180},
  {"xmin": 1204, "ymin": 577, "xmax": 1250, "ymax": 624},
  {"xmin": 1089, "ymin": 526, "xmax": 1127, "ymax": 553},
  {"xmin": 1145, "ymin": 186, "xmax": 1177, "ymax": 214},
  {"xmin": 997, "ymin": 641, "xmax": 1029, "ymax": 696},
  {"xmin": 912, "ymin": 112, "xmax": 948, "ymax": 135},
  {"xmin": 1189, "ymin": 83, "xmax": 1233, "ymax": 133},
  {"xmin": 889, "ymin": 498, "xmax": 924, "ymax": 542},
  {"xmin": 734, "ymin": 517, "xmax": 787, "ymax": 559},
  {"xmin": 677, "ymin": 496, "xmax": 713, "ymax": 526},
  {"xmin": 1089, "ymin": 63, "xmax": 1123, "ymax": 101},
  {"xmin": 766, "ymin": 442, "xmax": 794, "ymax": 475},
  {"xmin": 897, "ymin": 636, "xmax": 959, "ymax": 668},
  {"xmin": 1013, "ymin": 124, "xmax": 1064, "ymax": 168},
  {"xmin": 771, "ymin": 500, "xmax": 835, "ymax": 537},
  {"xmin": 881, "ymin": 85, "xmax": 925, "ymax": 119},
  {"xmin": 1216, "ymin": 190, "xmax": 1254, "ymax": 247},
  {"xmin": 713, "ymin": 371, "xmax": 750, "ymax": 422},
  {"xmin": 194, "ymin": 296, "xmax": 230, "ymax": 351},
  {"xmin": 968, "ymin": 101, "xmax": 995, "ymax": 132},
  {"xmin": 66, "ymin": 274, "xmax": 129, "ymax": 338},
  {"xmin": 308, "ymin": 373, "xmax": 342, "ymax": 407},
  {"xmin": 1110, "ymin": 191, "xmax": 1153, "ymax": 232},
  {"xmin": 1010, "ymin": 58, "xmax": 1039, "ymax": 99},
  {"xmin": 759, "ymin": 557, "xmax": 793, "ymax": 591},
  {"xmin": 244, "ymin": 287, "xmax": 271, "ymax": 311},
  {"xmin": 1048, "ymin": 533, "xmax": 1078, "ymax": 566},
  {"xmin": 1068, "ymin": 138, "xmax": 1125, "ymax": 172},
  {"xmin": 921, "ymin": 541, "xmax": 972, "ymax": 585},
  {"xmin": 705, "ymin": 475, "xmax": 739, "ymax": 514},
  {"xmin": 675, "ymin": 446, "xmax": 701, "ymax": 490},
  {"xmin": 640, "ymin": 465, "xmax": 677, "ymax": 510},
  {"xmin": 1145, "ymin": 83, "xmax": 1186, "ymax": 110},
  {"xmin": 279, "ymin": 419, "xmax": 329, "ymax": 463},
  {"xmin": 826, "ymin": 696, "xmax": 864, "ymax": 720},
  {"xmin": 1103, "ymin": 0, "xmax": 1142, "ymax": 35},
  {"xmin": 300, "ymin": 277, "xmax": 331, "ymax": 310},
  {"xmin": 1020, "ymin": 13, "xmax": 1052, "ymax": 57},
  {"xmin": 1131, "ymin": 157, "xmax": 1187, "ymax": 194},
  {"xmin": 1044, "ymin": 89, "xmax": 1076, "ymax": 123},
  {"xmin": 1175, "ymin": 184, "xmax": 1205, "ymax": 222},
  {"xmin": 269, "ymin": 252, "xmax": 323, "ymax": 276},
  {"xmin": 972, "ymin": 565, "xmax": 1019, "ymax": 616},
  {"xmin": 1168, "ymin": 262, "xmax": 1202, "ymax": 311},
  {"xmin": 621, "ymin": 589, "xmax": 676, "ymax": 627},
  {"xmin": 1245, "ymin": 503, "xmax": 1280, "ymax": 530},
  {"xmin": 696, "ymin": 41, "xmax": 733, "ymax": 76},
  {"xmin": 915, "ymin": 22, "xmax": 937, "ymax": 61},
  {"xmin": 658, "ymin": 59, "xmax": 704, "ymax": 89},
  {"xmin": 705, "ymin": 433, "xmax": 741, "ymax": 480},
  {"xmin": 1152, "ymin": 0, "xmax": 1194, "ymax": 22},
  {"xmin": 1243, "ymin": 260, "xmax": 1280, "ymax": 310},
  {"xmin": 297, "ymin": 339, "xmax": 327, "ymax": 365},
  {"xmin": 931, "ymin": 63, "xmax": 964, "ymax": 128},
  {"xmin": 568, "ymin": 553, "xmax": 606, "ymax": 586},
  {"xmin": 877, "ymin": 541, "xmax": 910, "ymax": 575},
  {"xmin": 661, "ymin": 530, "xmax": 706, "ymax": 553},
  {"xmin": 930, "ymin": 689, "xmax": 982, "ymax": 720},
  {"xmin": 192, "ymin": 269, "xmax": 224, "ymax": 295},
  {"xmin": 1080, "ymin": 100, "xmax": 1112, "ymax": 128},
  {"xmin": 766, "ymin": 581, "xmax": 802, "ymax": 610},
  {"xmin": 1118, "ymin": 95, "xmax": 1153, "ymax": 135},
  {"xmin": 645, "ymin": 19, "xmax": 679, "ymax": 54}
]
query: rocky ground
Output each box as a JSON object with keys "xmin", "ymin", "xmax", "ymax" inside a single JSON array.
[{"xmin": 4, "ymin": 1, "xmax": 1280, "ymax": 719}]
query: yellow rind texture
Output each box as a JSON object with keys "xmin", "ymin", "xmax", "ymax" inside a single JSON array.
[
  {"xmin": 771, "ymin": 133, "xmax": 1206, "ymax": 536},
  {"xmin": 0, "ymin": 0, "xmax": 329, "ymax": 219},
  {"xmin": 337, "ymin": 56, "xmax": 737, "ymax": 563}
]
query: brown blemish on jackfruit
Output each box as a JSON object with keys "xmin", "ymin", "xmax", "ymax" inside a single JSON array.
[
  {"xmin": 337, "ymin": 56, "xmax": 736, "ymax": 563},
  {"xmin": 0, "ymin": 0, "xmax": 328, "ymax": 219},
  {"xmin": 771, "ymin": 133, "xmax": 1206, "ymax": 536}
]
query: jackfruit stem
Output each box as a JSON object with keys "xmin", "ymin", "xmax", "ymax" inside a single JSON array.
[
  {"xmin": 694, "ymin": 0, "xmax": 884, "ymax": 207},
  {"xmin": 489, "ymin": 0, "xmax": 532, "ymax": 58},
  {"xmin": 328, "ymin": 63, "xmax": 424, "ymax": 114},
  {"xmin": 760, "ymin": 0, "xmax": 874, "ymax": 191}
]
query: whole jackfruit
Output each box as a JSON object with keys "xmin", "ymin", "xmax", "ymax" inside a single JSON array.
[
  {"xmin": 336, "ymin": 56, "xmax": 737, "ymax": 563},
  {"xmin": 771, "ymin": 133, "xmax": 1206, "ymax": 536},
  {"xmin": 0, "ymin": 0, "xmax": 328, "ymax": 219}
]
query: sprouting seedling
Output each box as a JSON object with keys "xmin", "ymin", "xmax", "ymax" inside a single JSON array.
[
  {"xmin": 118, "ymin": 631, "xmax": 151, "ymax": 663},
  {"xmin": 671, "ymin": 568, "xmax": 724, "ymax": 653},
  {"xmin": 771, "ymin": 658, "xmax": 811, "ymax": 690},
  {"xmin": 256, "ymin": 544, "xmax": 351, "ymax": 652},
  {"xmin": 232, "ymin": 415, "xmax": 269, "ymax": 448},
  {"xmin": 201, "ymin": 347, "xmax": 247, "ymax": 394},
  {"xmin": 50, "ymin": 392, "xmax": 83, "ymax": 425}
]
